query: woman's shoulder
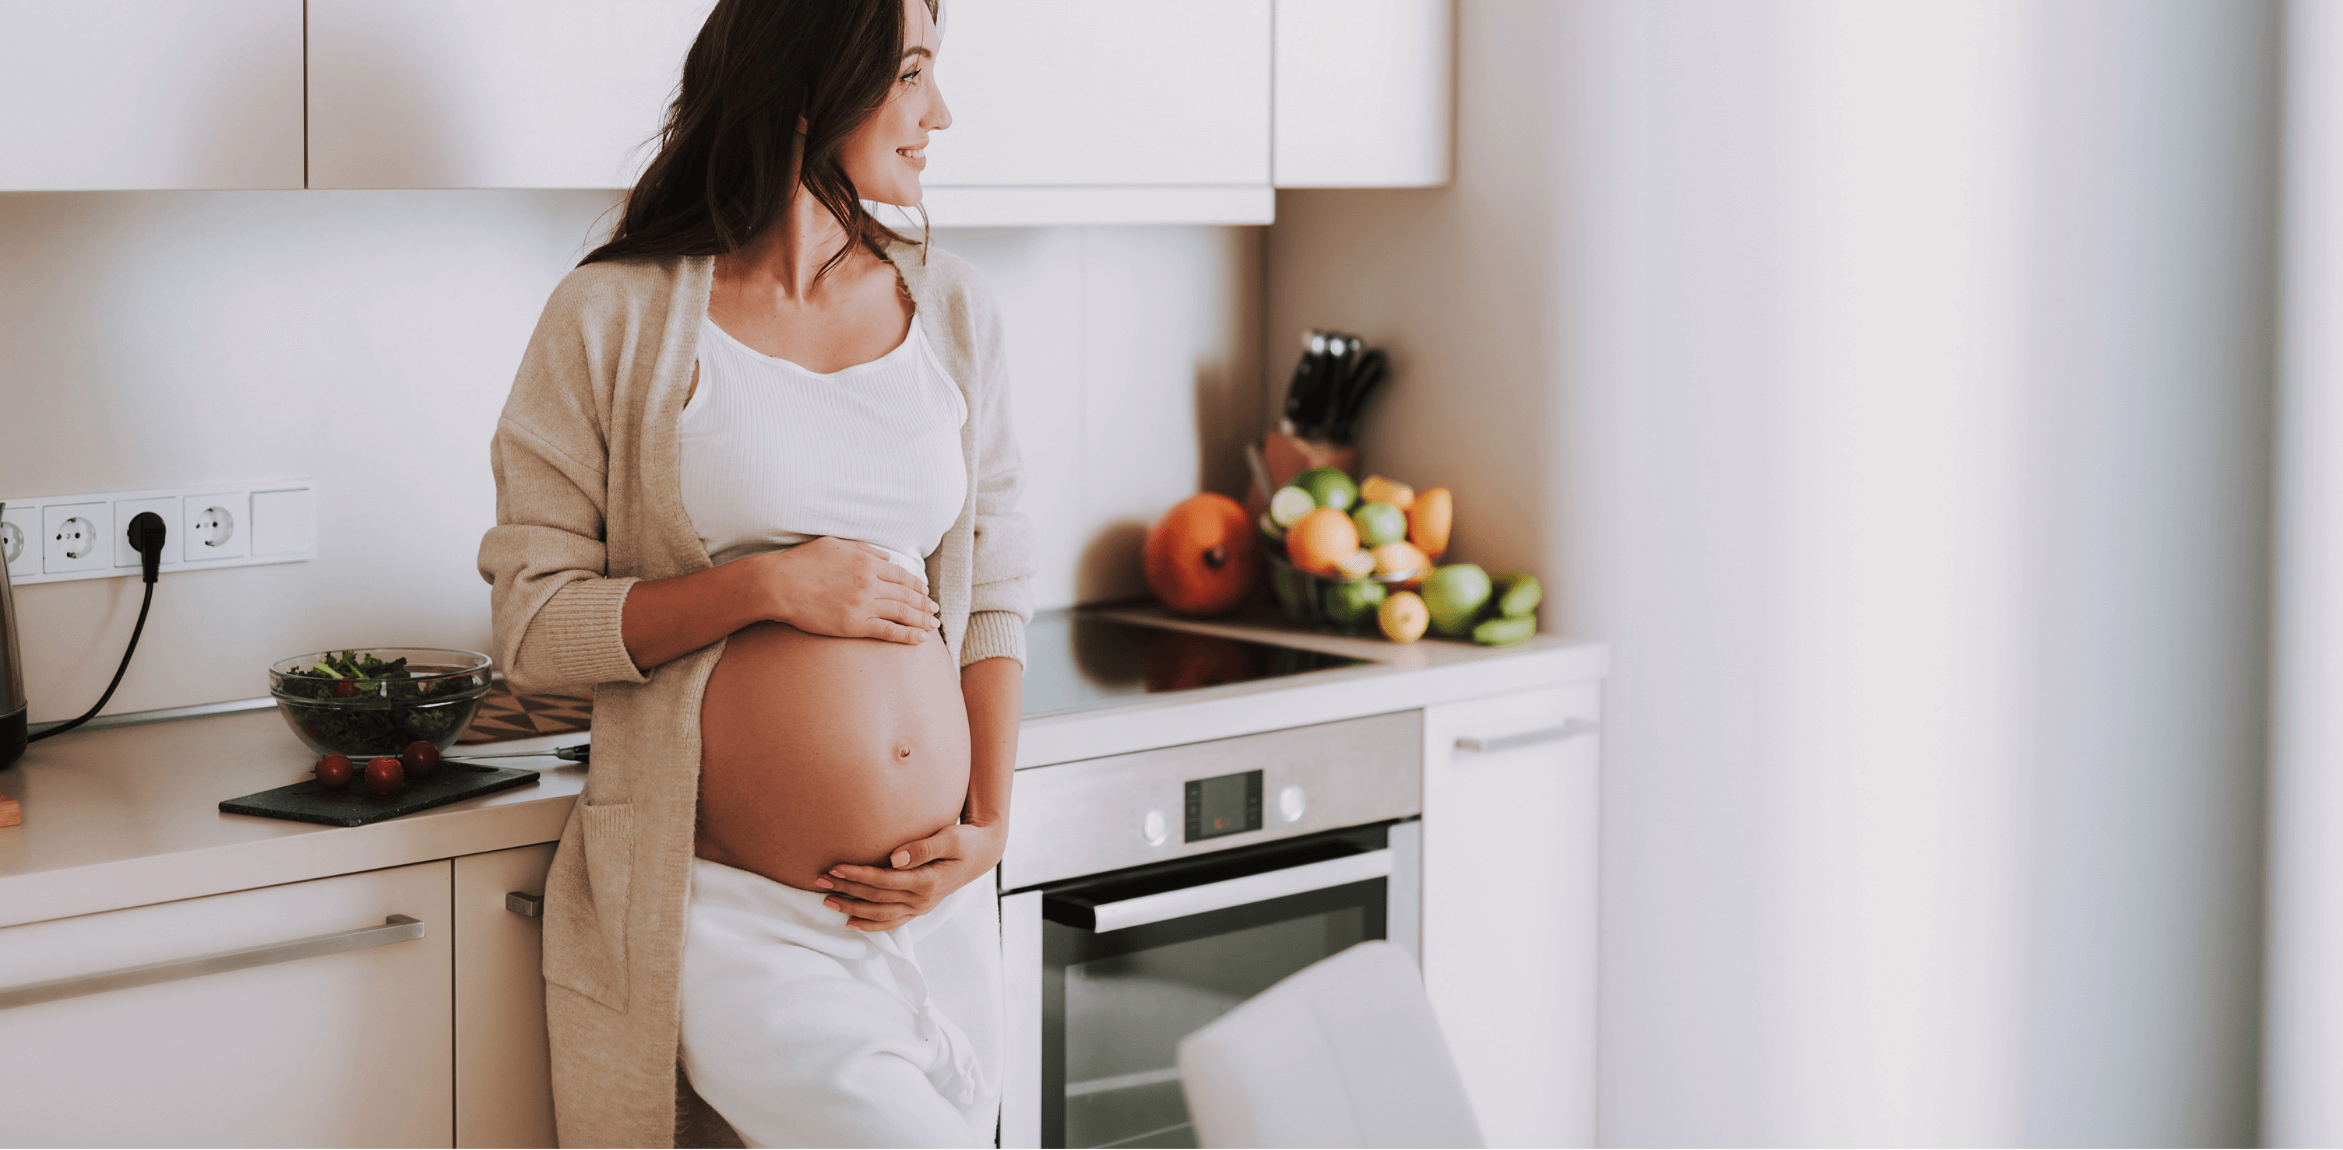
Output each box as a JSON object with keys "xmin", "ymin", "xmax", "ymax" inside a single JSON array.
[
  {"xmin": 889, "ymin": 240, "xmax": 1002, "ymax": 358},
  {"xmin": 544, "ymin": 255, "xmax": 711, "ymax": 325}
]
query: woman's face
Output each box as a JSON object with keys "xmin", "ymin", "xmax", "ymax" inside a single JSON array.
[{"xmin": 838, "ymin": 0, "xmax": 949, "ymax": 207}]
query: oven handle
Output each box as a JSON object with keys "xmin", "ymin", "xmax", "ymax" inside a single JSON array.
[{"xmin": 1079, "ymin": 849, "xmax": 1393, "ymax": 934}]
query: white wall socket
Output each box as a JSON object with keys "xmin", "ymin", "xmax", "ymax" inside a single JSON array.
[{"xmin": 0, "ymin": 480, "xmax": 317, "ymax": 586}]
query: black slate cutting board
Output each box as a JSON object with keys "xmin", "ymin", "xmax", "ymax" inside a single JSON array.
[{"xmin": 220, "ymin": 763, "xmax": 541, "ymax": 827}]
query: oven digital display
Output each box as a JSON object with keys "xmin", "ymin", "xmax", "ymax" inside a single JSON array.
[{"xmin": 1184, "ymin": 769, "xmax": 1263, "ymax": 842}]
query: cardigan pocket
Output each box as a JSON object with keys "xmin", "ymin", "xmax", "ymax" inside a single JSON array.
[{"xmin": 543, "ymin": 799, "xmax": 636, "ymax": 1011}]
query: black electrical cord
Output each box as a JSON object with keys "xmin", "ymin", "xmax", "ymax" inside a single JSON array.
[{"xmin": 29, "ymin": 511, "xmax": 167, "ymax": 744}]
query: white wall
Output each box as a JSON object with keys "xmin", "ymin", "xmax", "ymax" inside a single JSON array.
[
  {"xmin": 1267, "ymin": 0, "xmax": 2275, "ymax": 1143},
  {"xmin": 0, "ymin": 192, "xmax": 1259, "ymax": 722},
  {"xmin": 2268, "ymin": 2, "xmax": 2343, "ymax": 1143}
]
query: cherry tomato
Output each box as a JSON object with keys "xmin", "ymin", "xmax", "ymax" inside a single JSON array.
[
  {"xmin": 402, "ymin": 740, "xmax": 442, "ymax": 778},
  {"xmin": 313, "ymin": 754, "xmax": 354, "ymax": 789},
  {"xmin": 333, "ymin": 679, "xmax": 358, "ymax": 698},
  {"xmin": 364, "ymin": 756, "xmax": 405, "ymax": 794}
]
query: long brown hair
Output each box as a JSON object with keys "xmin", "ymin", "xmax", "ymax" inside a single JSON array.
[{"xmin": 581, "ymin": 0, "xmax": 936, "ymax": 275}]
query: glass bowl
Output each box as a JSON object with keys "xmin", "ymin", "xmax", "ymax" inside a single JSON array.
[
  {"xmin": 1265, "ymin": 551, "xmax": 1422, "ymax": 636},
  {"xmin": 267, "ymin": 648, "xmax": 493, "ymax": 759}
]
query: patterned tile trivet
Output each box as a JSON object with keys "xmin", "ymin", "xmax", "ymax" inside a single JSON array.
[{"xmin": 458, "ymin": 682, "xmax": 593, "ymax": 745}]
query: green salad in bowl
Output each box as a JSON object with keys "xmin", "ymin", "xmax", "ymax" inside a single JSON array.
[{"xmin": 268, "ymin": 648, "xmax": 493, "ymax": 759}]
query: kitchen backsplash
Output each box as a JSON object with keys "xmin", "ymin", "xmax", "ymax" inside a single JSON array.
[{"xmin": 0, "ymin": 192, "xmax": 1260, "ymax": 721}]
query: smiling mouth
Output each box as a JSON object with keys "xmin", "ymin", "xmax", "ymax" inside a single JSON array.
[{"xmin": 899, "ymin": 147, "xmax": 926, "ymax": 161}]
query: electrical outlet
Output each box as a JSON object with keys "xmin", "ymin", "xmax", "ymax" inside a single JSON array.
[
  {"xmin": 182, "ymin": 491, "xmax": 248, "ymax": 562},
  {"xmin": 0, "ymin": 501, "xmax": 31, "ymax": 580},
  {"xmin": 43, "ymin": 501, "xmax": 112, "ymax": 575},
  {"xmin": 1, "ymin": 481, "xmax": 313, "ymax": 585},
  {"xmin": 113, "ymin": 496, "xmax": 180, "ymax": 569}
]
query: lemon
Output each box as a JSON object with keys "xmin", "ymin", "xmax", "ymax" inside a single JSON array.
[
  {"xmin": 1294, "ymin": 467, "xmax": 1359, "ymax": 512},
  {"xmin": 1359, "ymin": 475, "xmax": 1416, "ymax": 511},
  {"xmin": 1269, "ymin": 485, "xmax": 1316, "ymax": 528},
  {"xmin": 1378, "ymin": 590, "xmax": 1430, "ymax": 643},
  {"xmin": 1351, "ymin": 501, "xmax": 1407, "ymax": 547},
  {"xmin": 1333, "ymin": 549, "xmax": 1378, "ymax": 579}
]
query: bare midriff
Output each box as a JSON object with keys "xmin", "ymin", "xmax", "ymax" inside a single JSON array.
[{"xmin": 695, "ymin": 621, "xmax": 969, "ymax": 892}]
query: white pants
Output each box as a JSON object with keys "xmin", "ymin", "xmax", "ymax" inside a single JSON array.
[{"xmin": 679, "ymin": 858, "xmax": 1004, "ymax": 1149}]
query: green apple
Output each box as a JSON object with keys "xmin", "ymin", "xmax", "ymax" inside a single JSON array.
[
  {"xmin": 1351, "ymin": 501, "xmax": 1408, "ymax": 548},
  {"xmin": 1323, "ymin": 578, "xmax": 1388, "ymax": 626},
  {"xmin": 1294, "ymin": 467, "xmax": 1358, "ymax": 512},
  {"xmin": 1422, "ymin": 564, "xmax": 1493, "ymax": 636}
]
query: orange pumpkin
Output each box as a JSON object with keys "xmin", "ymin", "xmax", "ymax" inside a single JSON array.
[{"xmin": 1144, "ymin": 492, "xmax": 1261, "ymax": 616}]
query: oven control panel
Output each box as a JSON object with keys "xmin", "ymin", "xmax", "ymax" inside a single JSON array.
[{"xmin": 1002, "ymin": 710, "xmax": 1422, "ymax": 890}]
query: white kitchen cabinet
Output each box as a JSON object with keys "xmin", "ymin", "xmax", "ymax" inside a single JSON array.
[
  {"xmin": 0, "ymin": 860, "xmax": 455, "ymax": 1147},
  {"xmin": 1421, "ymin": 684, "xmax": 1600, "ymax": 1148},
  {"xmin": 0, "ymin": 0, "xmax": 305, "ymax": 190},
  {"xmin": 454, "ymin": 843, "xmax": 558, "ymax": 1149},
  {"xmin": 912, "ymin": 0, "xmax": 1273, "ymax": 224},
  {"xmin": 1273, "ymin": 0, "xmax": 1452, "ymax": 188},
  {"xmin": 306, "ymin": 0, "xmax": 713, "ymax": 190}
]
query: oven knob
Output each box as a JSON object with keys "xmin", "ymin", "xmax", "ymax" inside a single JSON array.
[
  {"xmin": 1141, "ymin": 809, "xmax": 1170, "ymax": 846},
  {"xmin": 1277, "ymin": 784, "xmax": 1307, "ymax": 823}
]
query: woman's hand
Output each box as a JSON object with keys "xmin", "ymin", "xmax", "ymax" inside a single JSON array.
[
  {"xmin": 816, "ymin": 820, "xmax": 1008, "ymax": 931},
  {"xmin": 758, "ymin": 537, "xmax": 938, "ymax": 645}
]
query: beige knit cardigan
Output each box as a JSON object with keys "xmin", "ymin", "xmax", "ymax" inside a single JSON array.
[{"xmin": 476, "ymin": 240, "xmax": 1034, "ymax": 1148}]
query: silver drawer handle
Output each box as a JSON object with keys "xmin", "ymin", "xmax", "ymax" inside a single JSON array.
[
  {"xmin": 1089, "ymin": 850, "xmax": 1393, "ymax": 933},
  {"xmin": 0, "ymin": 914, "xmax": 425, "ymax": 1012},
  {"xmin": 1455, "ymin": 717, "xmax": 1599, "ymax": 754},
  {"xmin": 506, "ymin": 892, "xmax": 544, "ymax": 917}
]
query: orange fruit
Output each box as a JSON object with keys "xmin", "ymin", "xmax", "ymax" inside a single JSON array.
[
  {"xmin": 1372, "ymin": 541, "xmax": 1430, "ymax": 579},
  {"xmin": 1359, "ymin": 475, "xmax": 1416, "ymax": 511},
  {"xmin": 1286, "ymin": 507, "xmax": 1361, "ymax": 576},
  {"xmin": 1408, "ymin": 487, "xmax": 1453, "ymax": 560}
]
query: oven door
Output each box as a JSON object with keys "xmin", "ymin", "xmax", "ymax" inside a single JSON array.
[{"xmin": 1001, "ymin": 821, "xmax": 1421, "ymax": 1149}]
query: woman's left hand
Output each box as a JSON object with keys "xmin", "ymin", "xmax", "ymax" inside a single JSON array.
[{"xmin": 817, "ymin": 820, "xmax": 1009, "ymax": 931}]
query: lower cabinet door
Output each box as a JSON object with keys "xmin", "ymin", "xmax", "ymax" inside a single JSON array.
[
  {"xmin": 1422, "ymin": 683, "xmax": 1601, "ymax": 1148},
  {"xmin": 0, "ymin": 860, "xmax": 455, "ymax": 1147},
  {"xmin": 453, "ymin": 842, "xmax": 558, "ymax": 1148}
]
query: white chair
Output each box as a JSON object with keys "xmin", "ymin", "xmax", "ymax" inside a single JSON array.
[{"xmin": 1176, "ymin": 940, "xmax": 1485, "ymax": 1148}]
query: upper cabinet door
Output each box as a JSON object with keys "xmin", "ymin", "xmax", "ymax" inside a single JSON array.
[
  {"xmin": 1274, "ymin": 0, "xmax": 1452, "ymax": 188},
  {"xmin": 923, "ymin": 0, "xmax": 1271, "ymax": 188},
  {"xmin": 307, "ymin": 0, "xmax": 713, "ymax": 190},
  {"xmin": 0, "ymin": 0, "xmax": 304, "ymax": 191}
]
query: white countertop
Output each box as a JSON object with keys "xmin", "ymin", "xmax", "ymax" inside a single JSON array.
[{"xmin": 0, "ymin": 609, "xmax": 1604, "ymax": 931}]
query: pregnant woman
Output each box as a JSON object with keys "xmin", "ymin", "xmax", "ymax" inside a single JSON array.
[{"xmin": 478, "ymin": 0, "xmax": 1031, "ymax": 1145}]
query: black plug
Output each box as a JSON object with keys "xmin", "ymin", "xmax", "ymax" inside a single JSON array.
[{"xmin": 126, "ymin": 511, "xmax": 167, "ymax": 585}]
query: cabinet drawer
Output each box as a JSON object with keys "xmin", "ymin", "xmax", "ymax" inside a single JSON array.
[{"xmin": 0, "ymin": 861, "xmax": 454, "ymax": 1147}]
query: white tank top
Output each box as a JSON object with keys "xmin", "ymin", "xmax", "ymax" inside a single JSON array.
[{"xmin": 678, "ymin": 313, "xmax": 967, "ymax": 576}]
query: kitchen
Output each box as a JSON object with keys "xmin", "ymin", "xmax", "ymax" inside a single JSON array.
[
  {"xmin": 1, "ymin": 1, "xmax": 2332, "ymax": 1148},
  {"xmin": 1, "ymin": 2, "xmax": 1595, "ymax": 1147}
]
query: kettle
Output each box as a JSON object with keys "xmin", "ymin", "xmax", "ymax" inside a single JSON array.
[{"xmin": 1, "ymin": 502, "xmax": 24, "ymax": 769}]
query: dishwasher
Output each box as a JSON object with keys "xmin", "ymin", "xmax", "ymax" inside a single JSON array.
[{"xmin": 998, "ymin": 709, "xmax": 1423, "ymax": 1149}]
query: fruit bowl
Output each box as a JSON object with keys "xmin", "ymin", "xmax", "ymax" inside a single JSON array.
[
  {"xmin": 1265, "ymin": 551, "xmax": 1420, "ymax": 636},
  {"xmin": 267, "ymin": 648, "xmax": 493, "ymax": 759}
]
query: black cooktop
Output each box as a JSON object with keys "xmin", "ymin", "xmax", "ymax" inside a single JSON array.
[{"xmin": 1019, "ymin": 612, "xmax": 1370, "ymax": 719}]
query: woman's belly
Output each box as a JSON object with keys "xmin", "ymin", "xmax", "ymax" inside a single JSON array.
[{"xmin": 696, "ymin": 622, "xmax": 970, "ymax": 892}]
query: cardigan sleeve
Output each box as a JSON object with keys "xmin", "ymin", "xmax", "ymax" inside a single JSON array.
[
  {"xmin": 962, "ymin": 276, "xmax": 1037, "ymax": 668},
  {"xmin": 476, "ymin": 276, "xmax": 652, "ymax": 692}
]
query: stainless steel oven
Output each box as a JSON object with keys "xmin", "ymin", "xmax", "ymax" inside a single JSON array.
[{"xmin": 999, "ymin": 711, "xmax": 1423, "ymax": 1149}]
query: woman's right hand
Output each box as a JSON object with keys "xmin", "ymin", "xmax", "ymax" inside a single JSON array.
[{"xmin": 756, "ymin": 537, "xmax": 939, "ymax": 645}]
